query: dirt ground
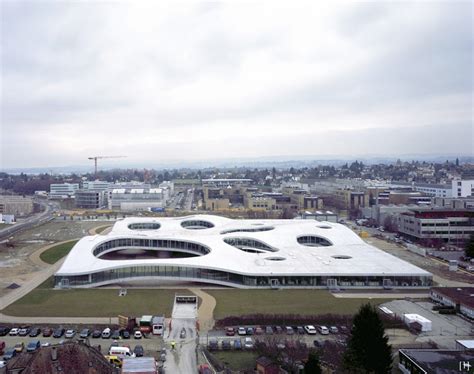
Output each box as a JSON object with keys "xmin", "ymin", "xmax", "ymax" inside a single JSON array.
[
  {"xmin": 365, "ymin": 237, "xmax": 474, "ymax": 285},
  {"xmin": 0, "ymin": 221, "xmax": 109, "ymax": 297}
]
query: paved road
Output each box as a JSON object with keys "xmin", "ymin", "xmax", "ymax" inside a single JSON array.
[
  {"xmin": 0, "ymin": 199, "xmax": 58, "ymax": 241},
  {"xmin": 163, "ymin": 301, "xmax": 198, "ymax": 374}
]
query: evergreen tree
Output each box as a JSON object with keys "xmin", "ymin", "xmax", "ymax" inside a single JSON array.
[
  {"xmin": 343, "ymin": 303, "xmax": 392, "ymax": 373},
  {"xmin": 304, "ymin": 351, "xmax": 322, "ymax": 374},
  {"xmin": 465, "ymin": 233, "xmax": 474, "ymax": 258}
]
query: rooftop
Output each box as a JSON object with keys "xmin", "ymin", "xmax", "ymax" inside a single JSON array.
[{"xmin": 431, "ymin": 287, "xmax": 474, "ymax": 309}]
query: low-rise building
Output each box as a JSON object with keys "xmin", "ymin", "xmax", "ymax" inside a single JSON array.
[
  {"xmin": 108, "ymin": 188, "xmax": 169, "ymax": 211},
  {"xmin": 5, "ymin": 341, "xmax": 116, "ymax": 373},
  {"xmin": 433, "ymin": 196, "xmax": 474, "ymax": 209},
  {"xmin": 398, "ymin": 349, "xmax": 474, "ymax": 374},
  {"xmin": 75, "ymin": 190, "xmax": 107, "ymax": 209},
  {"xmin": 391, "ymin": 181, "xmax": 452, "ymax": 198},
  {"xmin": 49, "ymin": 183, "xmax": 79, "ymax": 199},
  {"xmin": 430, "ymin": 287, "xmax": 474, "ymax": 319},
  {"xmin": 0, "ymin": 196, "xmax": 34, "ymax": 217},
  {"xmin": 397, "ymin": 208, "xmax": 474, "ymax": 245}
]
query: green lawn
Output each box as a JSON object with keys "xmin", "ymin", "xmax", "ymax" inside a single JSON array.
[
  {"xmin": 208, "ymin": 289, "xmax": 387, "ymax": 319},
  {"xmin": 2, "ymin": 286, "xmax": 195, "ymax": 317},
  {"xmin": 212, "ymin": 351, "xmax": 258, "ymax": 371},
  {"xmin": 39, "ymin": 240, "xmax": 79, "ymax": 264}
]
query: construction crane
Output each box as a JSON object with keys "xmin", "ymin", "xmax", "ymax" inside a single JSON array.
[{"xmin": 88, "ymin": 156, "xmax": 127, "ymax": 176}]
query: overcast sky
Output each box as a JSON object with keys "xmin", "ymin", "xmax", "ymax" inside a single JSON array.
[{"xmin": 1, "ymin": 1, "xmax": 472, "ymax": 169}]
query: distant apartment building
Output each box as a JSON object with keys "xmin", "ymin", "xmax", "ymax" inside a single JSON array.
[
  {"xmin": 0, "ymin": 195, "xmax": 34, "ymax": 217},
  {"xmin": 391, "ymin": 181, "xmax": 452, "ymax": 198},
  {"xmin": 452, "ymin": 179, "xmax": 474, "ymax": 198},
  {"xmin": 49, "ymin": 183, "xmax": 79, "ymax": 199},
  {"xmin": 202, "ymin": 178, "xmax": 253, "ymax": 188},
  {"xmin": 397, "ymin": 208, "xmax": 474, "ymax": 244}
]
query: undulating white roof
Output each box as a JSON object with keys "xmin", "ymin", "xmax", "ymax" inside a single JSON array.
[{"xmin": 56, "ymin": 215, "xmax": 431, "ymax": 278}]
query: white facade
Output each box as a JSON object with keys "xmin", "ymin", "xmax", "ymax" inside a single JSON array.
[
  {"xmin": 49, "ymin": 183, "xmax": 79, "ymax": 199},
  {"xmin": 403, "ymin": 314, "xmax": 432, "ymax": 331},
  {"xmin": 54, "ymin": 215, "xmax": 432, "ymax": 289},
  {"xmin": 82, "ymin": 180, "xmax": 111, "ymax": 191},
  {"xmin": 452, "ymin": 179, "xmax": 474, "ymax": 198},
  {"xmin": 108, "ymin": 187, "xmax": 170, "ymax": 210}
]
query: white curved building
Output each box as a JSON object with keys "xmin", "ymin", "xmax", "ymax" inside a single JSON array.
[{"xmin": 54, "ymin": 215, "xmax": 432, "ymax": 289}]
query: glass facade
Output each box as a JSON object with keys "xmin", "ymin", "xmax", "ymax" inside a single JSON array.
[
  {"xmin": 93, "ymin": 238, "xmax": 211, "ymax": 257},
  {"xmin": 54, "ymin": 265, "xmax": 432, "ymax": 289},
  {"xmin": 181, "ymin": 220, "xmax": 215, "ymax": 229},
  {"xmin": 223, "ymin": 237, "xmax": 277, "ymax": 252},
  {"xmin": 297, "ymin": 235, "xmax": 332, "ymax": 247},
  {"xmin": 220, "ymin": 226, "xmax": 275, "ymax": 234},
  {"xmin": 128, "ymin": 222, "xmax": 161, "ymax": 230}
]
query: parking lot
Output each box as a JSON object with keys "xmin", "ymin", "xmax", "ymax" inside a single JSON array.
[
  {"xmin": 381, "ymin": 299, "xmax": 474, "ymax": 348},
  {"xmin": 0, "ymin": 325, "xmax": 167, "ymax": 363}
]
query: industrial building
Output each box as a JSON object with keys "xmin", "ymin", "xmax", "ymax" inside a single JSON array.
[
  {"xmin": 54, "ymin": 215, "xmax": 432, "ymax": 289},
  {"xmin": 398, "ymin": 349, "xmax": 474, "ymax": 373}
]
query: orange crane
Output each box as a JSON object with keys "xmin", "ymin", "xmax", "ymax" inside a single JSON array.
[{"xmin": 88, "ymin": 155, "xmax": 127, "ymax": 176}]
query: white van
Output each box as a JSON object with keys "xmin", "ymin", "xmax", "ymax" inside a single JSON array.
[
  {"xmin": 101, "ymin": 328, "xmax": 111, "ymax": 339},
  {"xmin": 108, "ymin": 346, "xmax": 135, "ymax": 359}
]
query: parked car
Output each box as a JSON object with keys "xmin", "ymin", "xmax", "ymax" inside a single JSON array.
[
  {"xmin": 29, "ymin": 328, "xmax": 40, "ymax": 337},
  {"xmin": 222, "ymin": 340, "xmax": 231, "ymax": 350},
  {"xmin": 92, "ymin": 330, "xmax": 102, "ymax": 338},
  {"xmin": 225, "ymin": 327, "xmax": 235, "ymax": 336},
  {"xmin": 237, "ymin": 327, "xmax": 246, "ymax": 336},
  {"xmin": 42, "ymin": 328, "xmax": 53, "ymax": 337},
  {"xmin": 199, "ymin": 364, "xmax": 213, "ymax": 374},
  {"xmin": 317, "ymin": 326, "xmax": 329, "ymax": 335},
  {"xmin": 133, "ymin": 345, "xmax": 144, "ymax": 357},
  {"xmin": 14, "ymin": 342, "xmax": 24, "ymax": 353},
  {"xmin": 329, "ymin": 326, "xmax": 339, "ymax": 334},
  {"xmin": 79, "ymin": 329, "xmax": 90, "ymax": 338},
  {"xmin": 255, "ymin": 327, "xmax": 264, "ymax": 335},
  {"xmin": 0, "ymin": 327, "xmax": 10, "ymax": 336},
  {"xmin": 9, "ymin": 328, "xmax": 19, "ymax": 336},
  {"xmin": 246, "ymin": 327, "xmax": 254, "ymax": 335},
  {"xmin": 285, "ymin": 326, "xmax": 294, "ymax": 335},
  {"xmin": 304, "ymin": 325, "xmax": 317, "ymax": 335},
  {"xmin": 275, "ymin": 326, "xmax": 283, "ymax": 334},
  {"xmin": 18, "ymin": 327, "xmax": 30, "ymax": 336},
  {"xmin": 26, "ymin": 340, "xmax": 41, "ymax": 352},
  {"xmin": 3, "ymin": 348, "xmax": 16, "ymax": 361},
  {"xmin": 53, "ymin": 328, "xmax": 65, "ymax": 338},
  {"xmin": 102, "ymin": 328, "xmax": 111, "ymax": 339},
  {"xmin": 121, "ymin": 330, "xmax": 130, "ymax": 339},
  {"xmin": 244, "ymin": 337, "xmax": 254, "ymax": 350},
  {"xmin": 265, "ymin": 326, "xmax": 274, "ymax": 335},
  {"xmin": 111, "ymin": 330, "xmax": 120, "ymax": 340},
  {"xmin": 233, "ymin": 339, "xmax": 242, "ymax": 350},
  {"xmin": 133, "ymin": 330, "xmax": 142, "ymax": 339},
  {"xmin": 65, "ymin": 329, "xmax": 76, "ymax": 339},
  {"xmin": 208, "ymin": 338, "xmax": 218, "ymax": 351},
  {"xmin": 160, "ymin": 353, "xmax": 166, "ymax": 362},
  {"xmin": 296, "ymin": 326, "xmax": 305, "ymax": 335}
]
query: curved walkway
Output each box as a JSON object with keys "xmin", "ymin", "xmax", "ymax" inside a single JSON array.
[
  {"xmin": 29, "ymin": 239, "xmax": 79, "ymax": 267},
  {"xmin": 189, "ymin": 288, "xmax": 216, "ymax": 333},
  {"xmin": 88, "ymin": 224, "xmax": 112, "ymax": 235}
]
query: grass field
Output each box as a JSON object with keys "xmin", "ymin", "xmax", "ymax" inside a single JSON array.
[
  {"xmin": 212, "ymin": 351, "xmax": 258, "ymax": 371},
  {"xmin": 208, "ymin": 289, "xmax": 387, "ymax": 319},
  {"xmin": 39, "ymin": 240, "xmax": 79, "ymax": 264},
  {"xmin": 2, "ymin": 284, "xmax": 195, "ymax": 317}
]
